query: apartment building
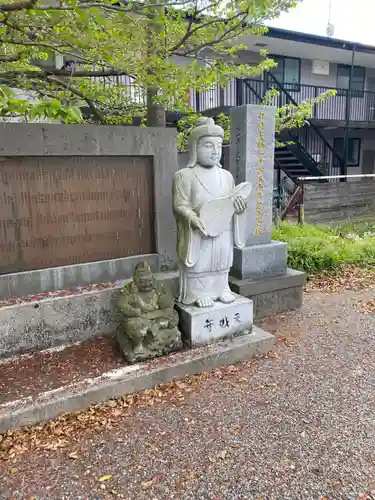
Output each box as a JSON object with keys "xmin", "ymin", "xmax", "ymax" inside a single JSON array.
[
  {"xmin": 191, "ymin": 27, "xmax": 375, "ymax": 182},
  {"xmin": 8, "ymin": 25, "xmax": 375, "ymax": 182}
]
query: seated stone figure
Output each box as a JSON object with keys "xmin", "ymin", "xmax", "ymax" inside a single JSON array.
[{"xmin": 116, "ymin": 261, "xmax": 182, "ymax": 362}]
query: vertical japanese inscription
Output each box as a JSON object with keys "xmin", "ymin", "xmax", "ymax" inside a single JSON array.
[
  {"xmin": 255, "ymin": 112, "xmax": 265, "ymax": 236},
  {"xmin": 235, "ymin": 127, "xmax": 242, "ymax": 182}
]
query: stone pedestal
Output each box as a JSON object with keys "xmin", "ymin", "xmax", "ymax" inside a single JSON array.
[
  {"xmin": 175, "ymin": 295, "xmax": 253, "ymax": 347},
  {"xmin": 229, "ymin": 268, "xmax": 306, "ymax": 319},
  {"xmin": 229, "ymin": 104, "xmax": 287, "ymax": 280},
  {"xmin": 228, "ymin": 104, "xmax": 305, "ymax": 317},
  {"xmin": 232, "ymin": 240, "xmax": 287, "ymax": 280}
]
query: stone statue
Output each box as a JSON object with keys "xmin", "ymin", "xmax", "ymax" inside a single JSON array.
[
  {"xmin": 172, "ymin": 117, "xmax": 251, "ymax": 308},
  {"xmin": 116, "ymin": 261, "xmax": 182, "ymax": 362}
]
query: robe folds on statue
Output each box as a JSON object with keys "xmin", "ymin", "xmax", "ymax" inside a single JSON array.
[{"xmin": 172, "ymin": 164, "xmax": 249, "ymax": 305}]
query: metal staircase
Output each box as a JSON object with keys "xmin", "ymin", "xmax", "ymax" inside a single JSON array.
[{"xmin": 239, "ymin": 73, "xmax": 345, "ymax": 182}]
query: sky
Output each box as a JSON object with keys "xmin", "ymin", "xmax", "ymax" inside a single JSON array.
[{"xmin": 268, "ymin": 0, "xmax": 375, "ymax": 46}]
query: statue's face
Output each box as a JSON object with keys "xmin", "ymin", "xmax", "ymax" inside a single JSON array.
[
  {"xmin": 196, "ymin": 136, "xmax": 222, "ymax": 168},
  {"xmin": 135, "ymin": 272, "xmax": 154, "ymax": 292}
]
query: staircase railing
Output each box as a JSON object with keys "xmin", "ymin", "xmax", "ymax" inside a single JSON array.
[
  {"xmin": 237, "ymin": 73, "xmax": 345, "ymax": 178},
  {"xmin": 280, "ymin": 185, "xmax": 302, "ymax": 221}
]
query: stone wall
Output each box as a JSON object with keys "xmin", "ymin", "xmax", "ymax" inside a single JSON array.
[
  {"xmin": 304, "ymin": 180, "xmax": 375, "ymax": 224},
  {"xmin": 0, "ymin": 124, "xmax": 178, "ymax": 298}
]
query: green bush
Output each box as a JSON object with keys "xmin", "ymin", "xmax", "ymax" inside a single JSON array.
[{"xmin": 272, "ymin": 221, "xmax": 375, "ymax": 274}]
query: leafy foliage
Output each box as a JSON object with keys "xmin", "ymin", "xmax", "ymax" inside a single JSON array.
[
  {"xmin": 0, "ymin": 0, "xmax": 304, "ymax": 123},
  {"xmin": 0, "ymin": 85, "xmax": 83, "ymax": 122},
  {"xmin": 273, "ymin": 221, "xmax": 375, "ymax": 274}
]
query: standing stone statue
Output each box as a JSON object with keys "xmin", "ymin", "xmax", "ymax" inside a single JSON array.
[
  {"xmin": 116, "ymin": 261, "xmax": 182, "ymax": 362},
  {"xmin": 173, "ymin": 117, "xmax": 252, "ymax": 308}
]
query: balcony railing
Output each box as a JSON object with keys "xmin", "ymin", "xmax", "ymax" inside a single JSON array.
[
  {"xmin": 88, "ymin": 73, "xmax": 375, "ymax": 123},
  {"xmin": 193, "ymin": 79, "xmax": 375, "ymax": 123}
]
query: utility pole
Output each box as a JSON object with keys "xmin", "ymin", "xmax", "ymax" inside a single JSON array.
[{"xmin": 343, "ymin": 45, "xmax": 356, "ymax": 180}]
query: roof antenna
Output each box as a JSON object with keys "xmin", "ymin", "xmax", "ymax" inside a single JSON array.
[{"xmin": 326, "ymin": 0, "xmax": 335, "ymax": 37}]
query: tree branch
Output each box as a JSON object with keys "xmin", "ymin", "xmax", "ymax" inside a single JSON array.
[
  {"xmin": 168, "ymin": 9, "xmax": 249, "ymax": 54},
  {"xmin": 46, "ymin": 75, "xmax": 106, "ymax": 123},
  {"xmin": 0, "ymin": 69, "xmax": 133, "ymax": 78},
  {"xmin": 0, "ymin": 0, "xmax": 37, "ymax": 12},
  {"xmin": 0, "ymin": 53, "xmax": 21, "ymax": 62}
]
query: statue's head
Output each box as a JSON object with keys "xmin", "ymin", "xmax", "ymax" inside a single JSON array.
[
  {"xmin": 187, "ymin": 117, "xmax": 224, "ymax": 169},
  {"xmin": 133, "ymin": 261, "xmax": 155, "ymax": 292}
]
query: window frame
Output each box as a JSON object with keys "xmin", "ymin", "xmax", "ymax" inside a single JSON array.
[
  {"xmin": 336, "ymin": 64, "xmax": 366, "ymax": 98},
  {"xmin": 267, "ymin": 55, "xmax": 301, "ymax": 92},
  {"xmin": 333, "ymin": 137, "xmax": 361, "ymax": 167}
]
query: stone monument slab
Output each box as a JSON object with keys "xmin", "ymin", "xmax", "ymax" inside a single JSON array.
[
  {"xmin": 176, "ymin": 294, "xmax": 253, "ymax": 347},
  {"xmin": 229, "ymin": 104, "xmax": 275, "ymax": 246}
]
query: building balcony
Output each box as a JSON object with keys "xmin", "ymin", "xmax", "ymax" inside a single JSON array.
[{"xmin": 193, "ymin": 79, "xmax": 375, "ymax": 125}]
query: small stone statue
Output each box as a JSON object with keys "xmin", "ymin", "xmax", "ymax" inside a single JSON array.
[
  {"xmin": 172, "ymin": 117, "xmax": 251, "ymax": 308},
  {"xmin": 116, "ymin": 261, "xmax": 182, "ymax": 362}
]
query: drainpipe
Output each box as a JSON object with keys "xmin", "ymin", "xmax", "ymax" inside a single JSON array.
[{"xmin": 343, "ymin": 44, "xmax": 356, "ymax": 181}]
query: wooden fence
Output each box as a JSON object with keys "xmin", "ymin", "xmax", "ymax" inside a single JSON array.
[{"xmin": 303, "ymin": 180, "xmax": 375, "ymax": 224}]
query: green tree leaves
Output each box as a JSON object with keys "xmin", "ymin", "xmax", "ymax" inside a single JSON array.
[{"xmin": 0, "ymin": 0, "xmax": 303, "ymax": 123}]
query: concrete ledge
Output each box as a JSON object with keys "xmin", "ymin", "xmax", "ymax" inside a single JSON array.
[
  {"xmin": 0, "ymin": 327, "xmax": 275, "ymax": 433},
  {"xmin": 0, "ymin": 254, "xmax": 160, "ymax": 301},
  {"xmin": 229, "ymin": 268, "xmax": 306, "ymax": 296},
  {"xmin": 0, "ymin": 271, "xmax": 179, "ymax": 358},
  {"xmin": 229, "ymin": 268, "xmax": 306, "ymax": 318}
]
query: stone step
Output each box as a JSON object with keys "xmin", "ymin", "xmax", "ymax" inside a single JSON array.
[{"xmin": 0, "ymin": 328, "xmax": 275, "ymax": 433}]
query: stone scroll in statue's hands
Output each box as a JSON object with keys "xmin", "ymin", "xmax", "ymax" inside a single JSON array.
[{"xmin": 199, "ymin": 182, "xmax": 252, "ymax": 238}]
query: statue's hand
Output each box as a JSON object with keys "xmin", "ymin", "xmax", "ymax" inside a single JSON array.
[
  {"xmin": 133, "ymin": 307, "xmax": 142, "ymax": 317},
  {"xmin": 233, "ymin": 195, "xmax": 248, "ymax": 215},
  {"xmin": 140, "ymin": 303, "xmax": 155, "ymax": 313},
  {"xmin": 190, "ymin": 214, "xmax": 207, "ymax": 237}
]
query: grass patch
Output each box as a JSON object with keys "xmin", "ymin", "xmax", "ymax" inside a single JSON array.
[{"xmin": 272, "ymin": 221, "xmax": 375, "ymax": 274}]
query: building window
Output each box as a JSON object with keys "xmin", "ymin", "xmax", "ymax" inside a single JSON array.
[
  {"xmin": 267, "ymin": 56, "xmax": 301, "ymax": 91},
  {"xmin": 333, "ymin": 138, "xmax": 361, "ymax": 166},
  {"xmin": 337, "ymin": 65, "xmax": 365, "ymax": 96}
]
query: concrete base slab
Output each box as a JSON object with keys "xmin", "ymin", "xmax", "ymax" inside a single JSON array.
[
  {"xmin": 0, "ymin": 326, "xmax": 274, "ymax": 433},
  {"xmin": 0, "ymin": 267, "xmax": 305, "ymax": 358},
  {"xmin": 232, "ymin": 240, "xmax": 288, "ymax": 280},
  {"xmin": 229, "ymin": 268, "xmax": 306, "ymax": 318},
  {"xmin": 176, "ymin": 295, "xmax": 253, "ymax": 347},
  {"xmin": 0, "ymin": 254, "xmax": 161, "ymax": 301},
  {"xmin": 0, "ymin": 271, "xmax": 179, "ymax": 359}
]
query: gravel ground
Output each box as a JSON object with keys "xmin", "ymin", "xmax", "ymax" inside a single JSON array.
[{"xmin": 1, "ymin": 288, "xmax": 375, "ymax": 500}]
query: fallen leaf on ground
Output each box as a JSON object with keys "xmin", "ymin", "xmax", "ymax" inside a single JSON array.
[
  {"xmin": 141, "ymin": 475, "xmax": 163, "ymax": 490},
  {"xmin": 218, "ymin": 450, "xmax": 227, "ymax": 459},
  {"xmin": 98, "ymin": 474, "xmax": 113, "ymax": 482},
  {"xmin": 332, "ymin": 478, "xmax": 345, "ymax": 489},
  {"xmin": 357, "ymin": 299, "xmax": 375, "ymax": 315},
  {"xmin": 68, "ymin": 451, "xmax": 79, "ymax": 459},
  {"xmin": 307, "ymin": 266, "xmax": 375, "ymax": 293}
]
